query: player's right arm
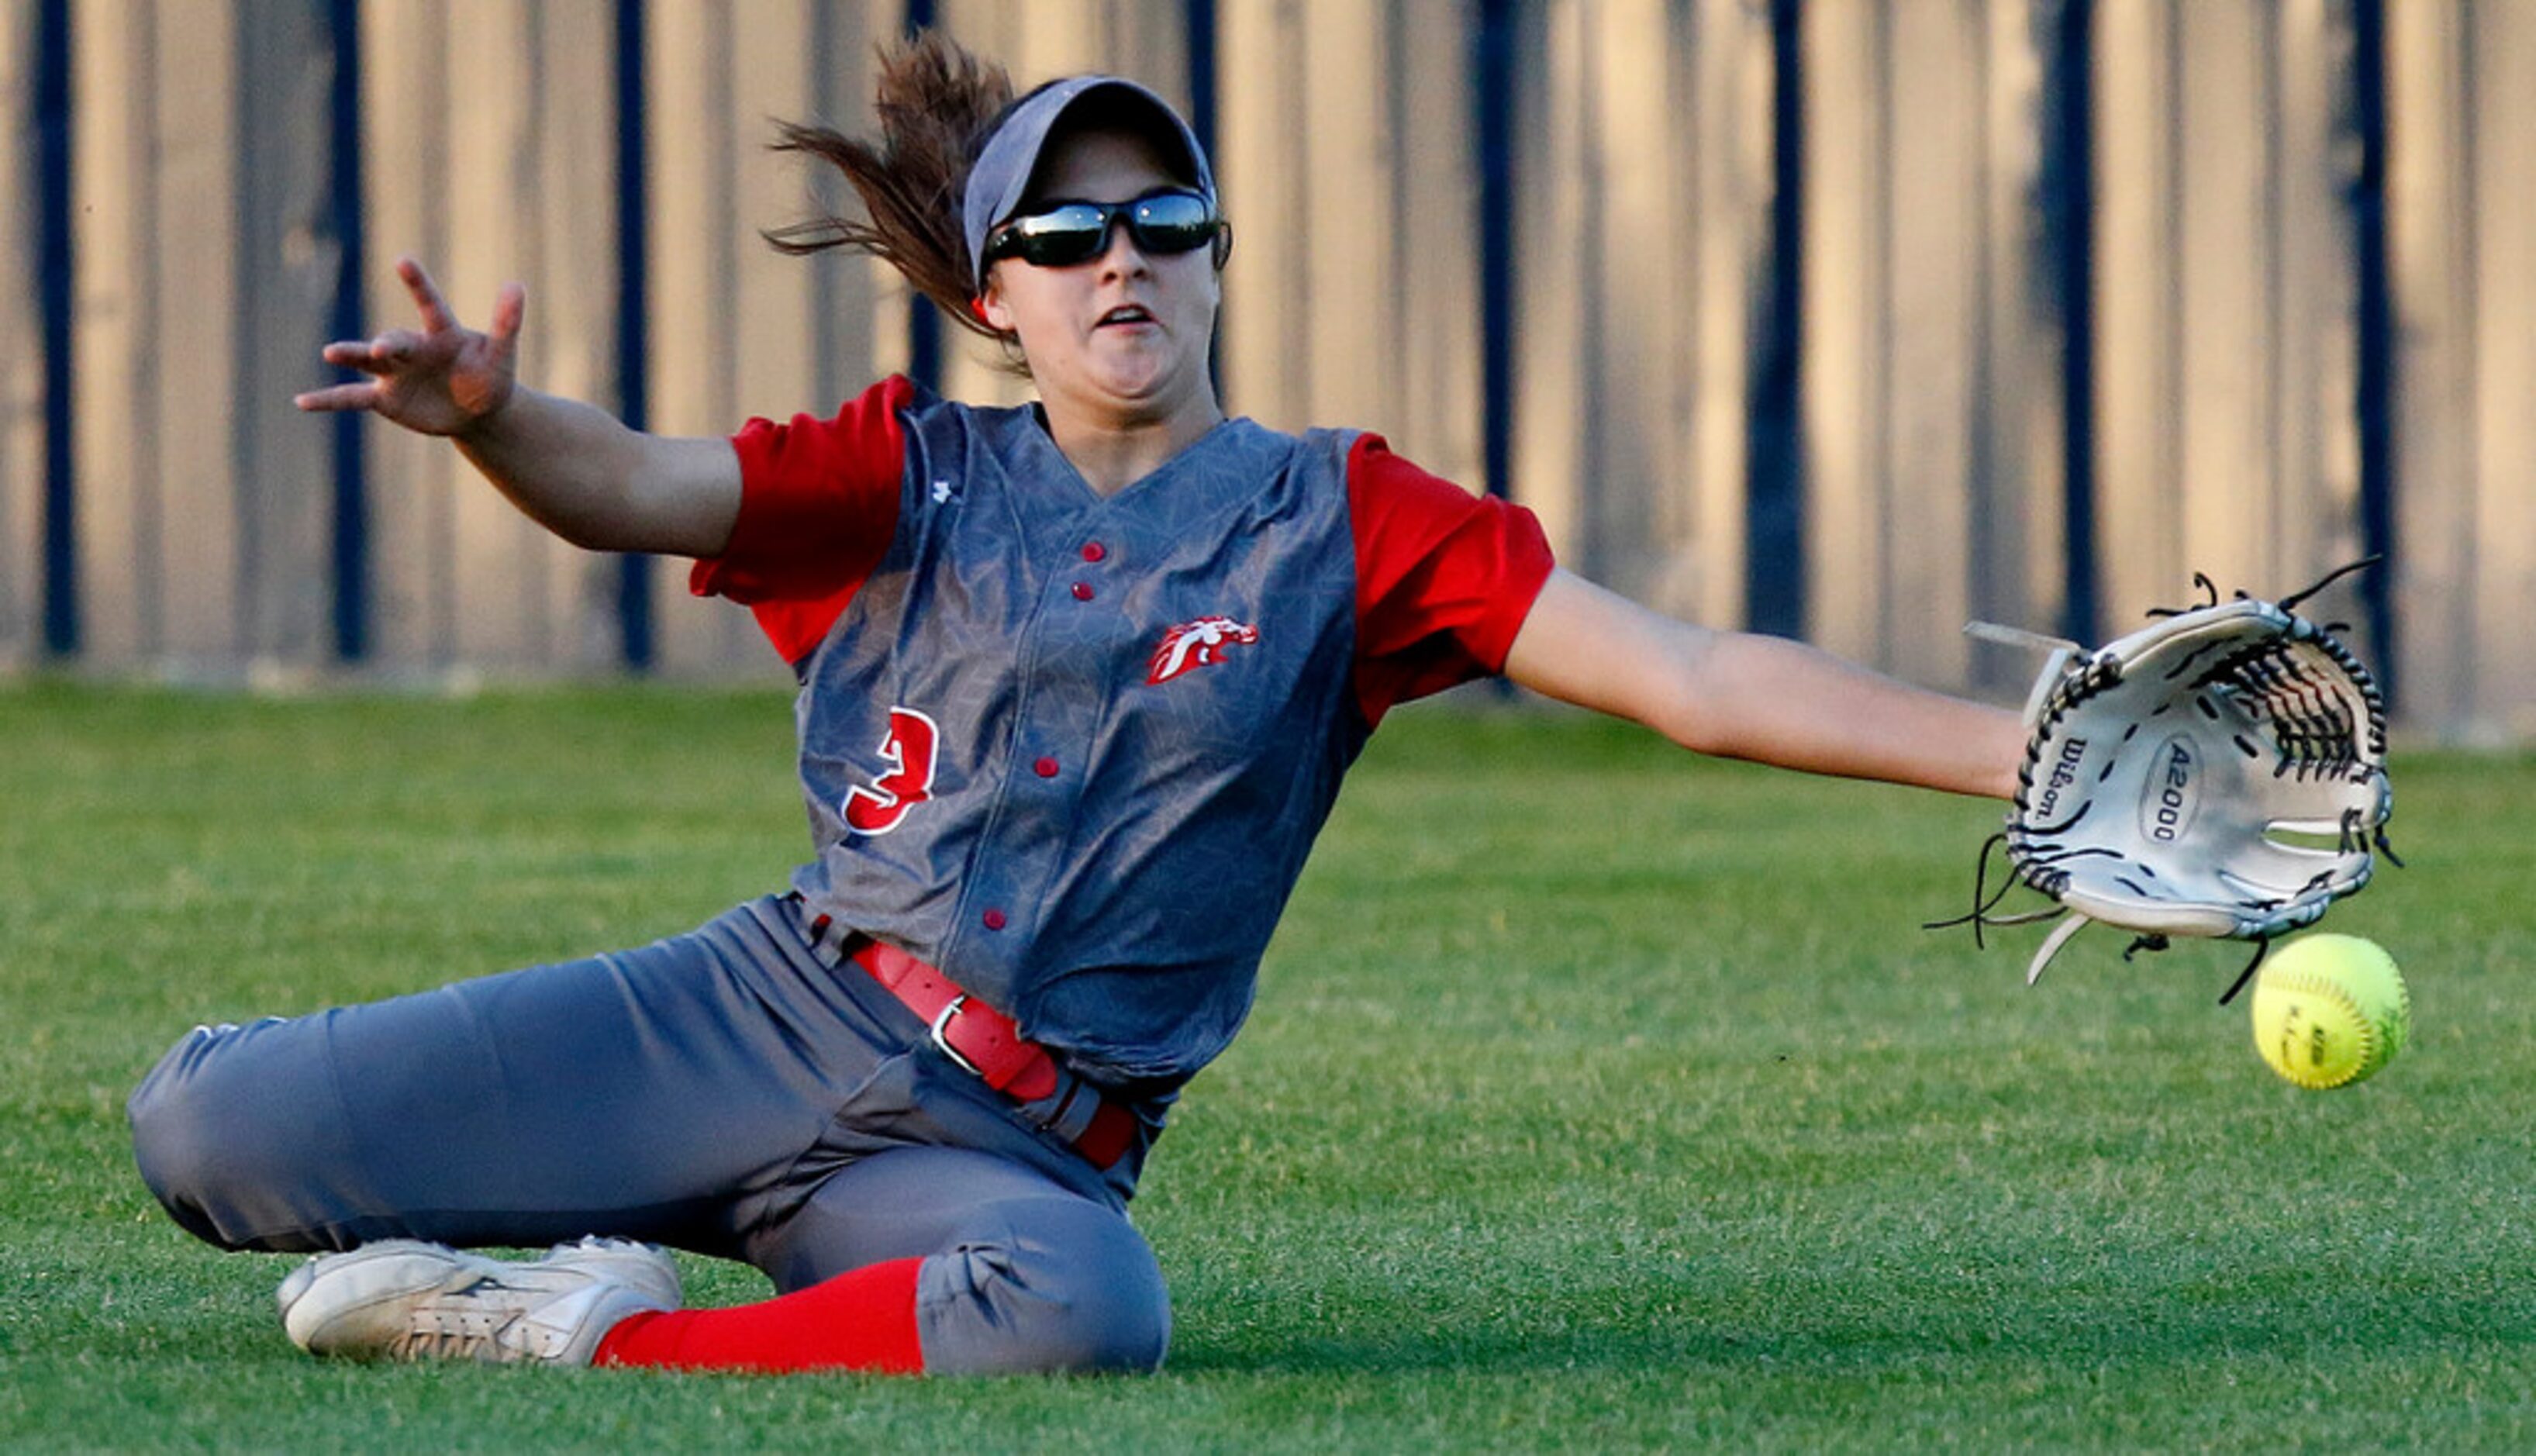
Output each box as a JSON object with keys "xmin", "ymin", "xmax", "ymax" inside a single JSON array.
[
  {"xmin": 295, "ymin": 257, "xmax": 739, "ymax": 558},
  {"xmin": 1503, "ymin": 568, "xmax": 2025, "ymax": 800}
]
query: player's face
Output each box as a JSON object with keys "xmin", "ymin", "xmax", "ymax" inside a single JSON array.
[{"xmin": 980, "ymin": 127, "xmax": 1222, "ymax": 431}]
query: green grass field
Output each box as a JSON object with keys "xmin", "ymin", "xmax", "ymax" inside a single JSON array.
[{"xmin": 3, "ymin": 681, "xmax": 2531, "ymax": 1451}]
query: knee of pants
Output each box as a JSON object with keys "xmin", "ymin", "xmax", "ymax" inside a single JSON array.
[
  {"xmin": 127, "ymin": 1019, "xmax": 337, "ymax": 1251},
  {"xmin": 918, "ymin": 1196, "xmax": 1172, "ymax": 1377}
]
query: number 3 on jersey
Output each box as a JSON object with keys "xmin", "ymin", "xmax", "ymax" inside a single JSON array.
[{"xmin": 843, "ymin": 706, "xmax": 940, "ymax": 835}]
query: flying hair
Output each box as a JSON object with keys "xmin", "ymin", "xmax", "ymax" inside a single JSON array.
[{"xmin": 764, "ymin": 31, "xmax": 1014, "ymax": 341}]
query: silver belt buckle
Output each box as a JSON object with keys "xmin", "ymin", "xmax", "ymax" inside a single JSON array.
[{"xmin": 928, "ymin": 995, "xmax": 983, "ymax": 1076}]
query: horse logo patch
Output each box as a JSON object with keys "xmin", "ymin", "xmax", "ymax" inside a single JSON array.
[{"xmin": 1147, "ymin": 616, "xmax": 1259, "ymax": 685}]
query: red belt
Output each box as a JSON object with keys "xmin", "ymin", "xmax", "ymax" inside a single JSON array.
[{"xmin": 809, "ymin": 914, "xmax": 1137, "ymax": 1171}]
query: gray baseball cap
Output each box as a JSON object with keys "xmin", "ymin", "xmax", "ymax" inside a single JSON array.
[{"xmin": 962, "ymin": 76, "xmax": 1216, "ymax": 292}]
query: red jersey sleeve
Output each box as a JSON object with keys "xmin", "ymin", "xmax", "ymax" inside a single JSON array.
[
  {"xmin": 688, "ymin": 374, "xmax": 913, "ymax": 664},
  {"xmin": 1347, "ymin": 433, "xmax": 1556, "ymax": 726}
]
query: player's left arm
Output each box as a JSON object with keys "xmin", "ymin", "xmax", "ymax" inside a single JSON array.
[{"xmin": 1502, "ymin": 568, "xmax": 2024, "ymax": 801}]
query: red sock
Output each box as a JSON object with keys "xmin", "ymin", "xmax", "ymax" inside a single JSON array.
[{"xmin": 595, "ymin": 1257, "xmax": 926, "ymax": 1374}]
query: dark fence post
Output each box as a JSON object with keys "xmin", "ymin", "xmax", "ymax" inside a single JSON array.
[
  {"xmin": 902, "ymin": 0, "xmax": 941, "ymax": 395},
  {"xmin": 1185, "ymin": 0, "xmax": 1219, "ymax": 399},
  {"xmin": 1744, "ymin": 0, "xmax": 1805, "ymax": 638},
  {"xmin": 615, "ymin": 0, "xmax": 656, "ymax": 671},
  {"xmin": 1183, "ymin": 0, "xmax": 1216, "ymax": 198},
  {"xmin": 2042, "ymin": 0, "xmax": 2099, "ymax": 649},
  {"xmin": 2348, "ymin": 0, "xmax": 2397, "ymax": 706},
  {"xmin": 1474, "ymin": 0, "xmax": 1513, "ymax": 502},
  {"xmin": 36, "ymin": 0, "xmax": 75, "ymax": 657},
  {"xmin": 327, "ymin": 0, "xmax": 369, "ymax": 662}
]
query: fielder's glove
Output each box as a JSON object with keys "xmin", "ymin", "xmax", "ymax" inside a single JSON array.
[{"xmin": 1937, "ymin": 562, "xmax": 2396, "ymax": 1000}]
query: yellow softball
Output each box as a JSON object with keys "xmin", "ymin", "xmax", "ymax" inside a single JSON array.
[{"xmin": 2250, "ymin": 934, "xmax": 2410, "ymax": 1090}]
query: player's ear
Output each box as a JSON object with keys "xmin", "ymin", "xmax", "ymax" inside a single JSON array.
[{"xmin": 976, "ymin": 275, "xmax": 1014, "ymax": 334}]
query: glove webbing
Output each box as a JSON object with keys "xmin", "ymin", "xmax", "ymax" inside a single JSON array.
[{"xmin": 2204, "ymin": 636, "xmax": 2382, "ymax": 764}]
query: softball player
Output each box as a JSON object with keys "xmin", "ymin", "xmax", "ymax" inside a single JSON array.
[{"xmin": 127, "ymin": 34, "xmax": 2024, "ymax": 1375}]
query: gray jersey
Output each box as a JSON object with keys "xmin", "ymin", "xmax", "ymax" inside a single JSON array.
[{"xmin": 790, "ymin": 393, "xmax": 1368, "ymax": 1091}]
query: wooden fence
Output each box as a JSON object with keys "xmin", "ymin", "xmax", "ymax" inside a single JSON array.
[{"xmin": 0, "ymin": 0, "xmax": 2528, "ymax": 741}]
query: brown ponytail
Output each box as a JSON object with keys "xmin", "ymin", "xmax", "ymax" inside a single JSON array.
[{"xmin": 764, "ymin": 31, "xmax": 1013, "ymax": 340}]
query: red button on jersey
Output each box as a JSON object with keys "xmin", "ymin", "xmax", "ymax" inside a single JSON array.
[
  {"xmin": 1033, "ymin": 757, "xmax": 1060, "ymax": 778},
  {"xmin": 1071, "ymin": 582, "xmax": 1095, "ymax": 601},
  {"xmin": 1081, "ymin": 542, "xmax": 1107, "ymax": 563},
  {"xmin": 982, "ymin": 908, "xmax": 1008, "ymax": 931}
]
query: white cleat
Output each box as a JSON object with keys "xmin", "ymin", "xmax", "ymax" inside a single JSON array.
[{"xmin": 276, "ymin": 1237, "xmax": 681, "ymax": 1366}]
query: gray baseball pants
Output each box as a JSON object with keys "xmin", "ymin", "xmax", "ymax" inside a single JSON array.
[{"xmin": 126, "ymin": 894, "xmax": 1170, "ymax": 1375}]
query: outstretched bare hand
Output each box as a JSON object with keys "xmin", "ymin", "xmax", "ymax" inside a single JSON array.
[{"xmin": 295, "ymin": 257, "xmax": 523, "ymax": 436}]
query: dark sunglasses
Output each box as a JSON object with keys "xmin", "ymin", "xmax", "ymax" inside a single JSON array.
[{"xmin": 982, "ymin": 188, "xmax": 1223, "ymax": 271}]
